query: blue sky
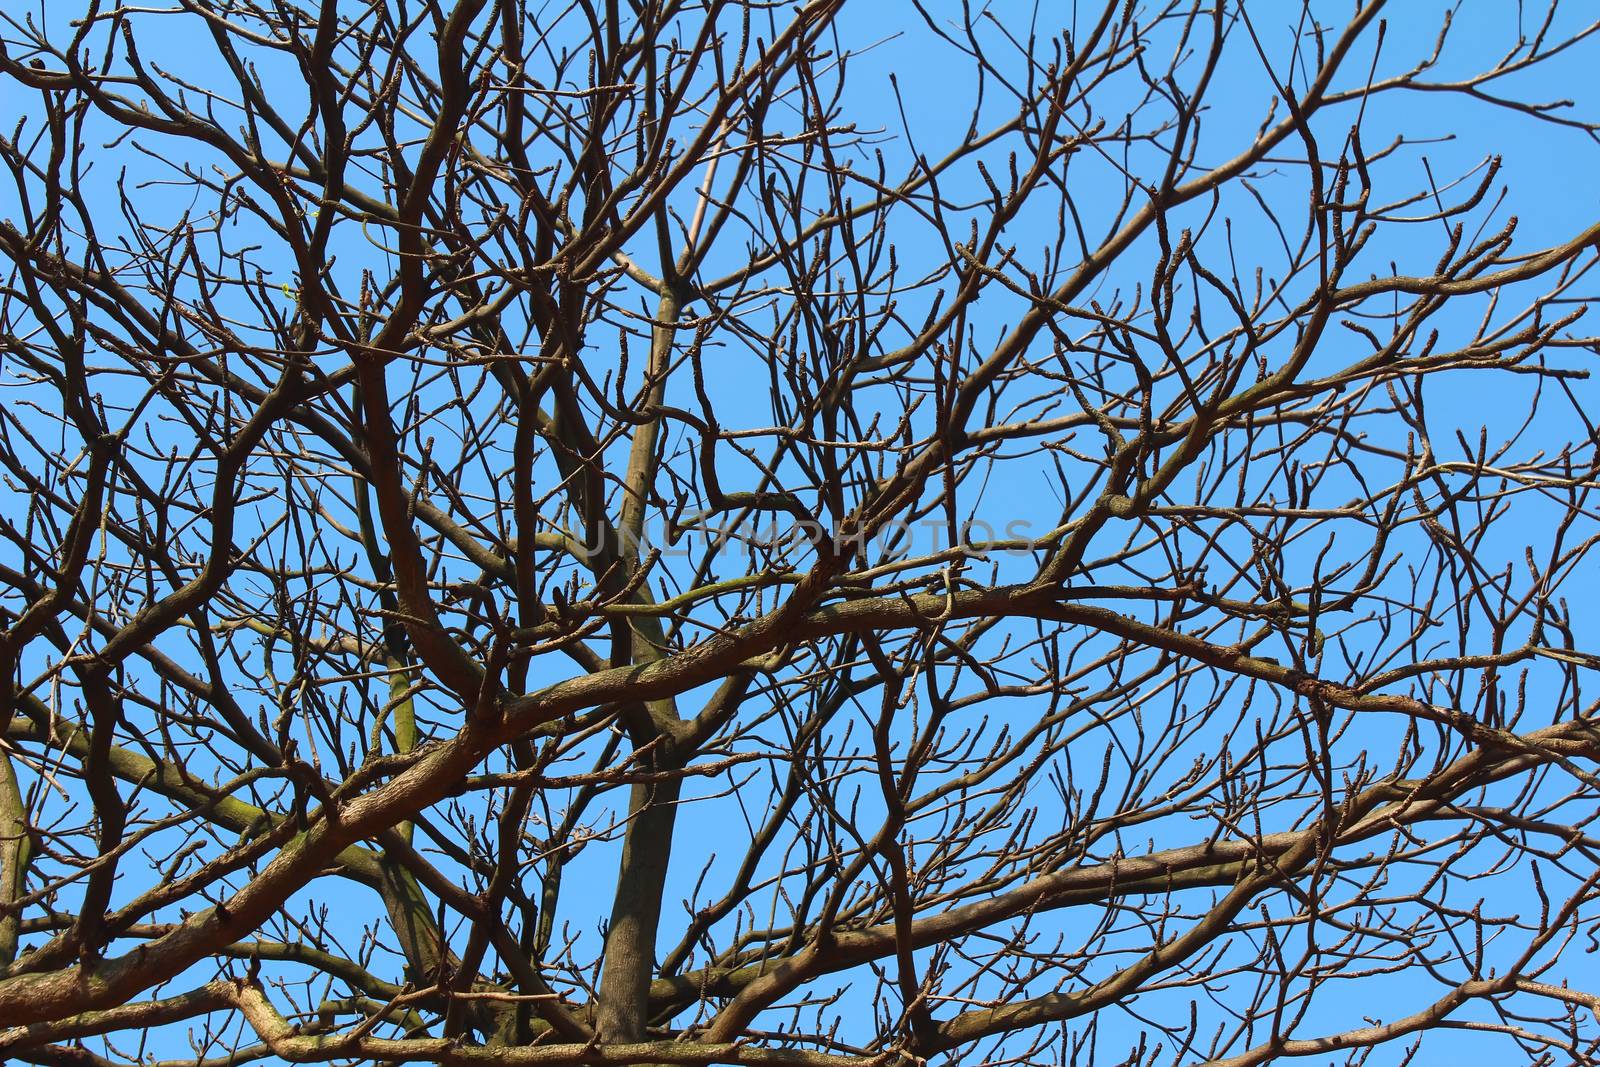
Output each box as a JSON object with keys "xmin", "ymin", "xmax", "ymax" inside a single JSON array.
[{"xmin": 2, "ymin": 1, "xmax": 1599, "ymax": 1063}]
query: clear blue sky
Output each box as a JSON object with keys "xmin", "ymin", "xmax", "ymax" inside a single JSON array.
[{"xmin": 1, "ymin": 1, "xmax": 1598, "ymax": 1063}]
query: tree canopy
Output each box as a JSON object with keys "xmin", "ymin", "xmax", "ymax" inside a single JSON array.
[{"xmin": 2, "ymin": 1, "xmax": 1600, "ymax": 1064}]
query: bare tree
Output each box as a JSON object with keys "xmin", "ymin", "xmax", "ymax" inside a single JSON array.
[{"xmin": 1, "ymin": 0, "xmax": 1599, "ymax": 1063}]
